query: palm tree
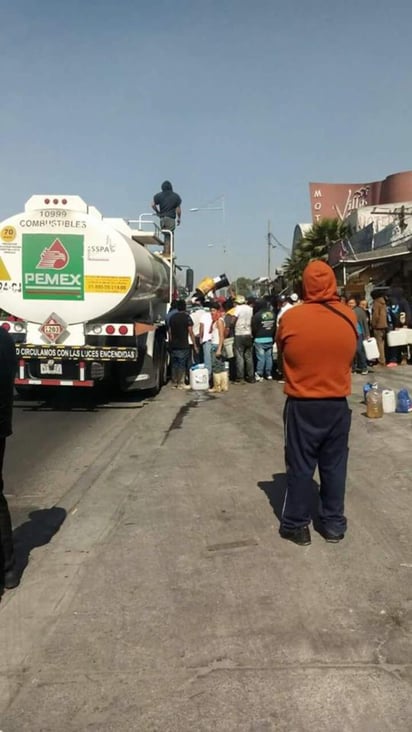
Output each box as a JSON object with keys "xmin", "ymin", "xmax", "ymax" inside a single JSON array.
[
  {"xmin": 283, "ymin": 218, "xmax": 349, "ymax": 286},
  {"xmin": 283, "ymin": 249, "xmax": 310, "ymax": 287},
  {"xmin": 299, "ymin": 218, "xmax": 349, "ymax": 260}
]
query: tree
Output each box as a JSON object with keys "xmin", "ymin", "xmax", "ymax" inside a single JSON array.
[
  {"xmin": 283, "ymin": 218, "xmax": 349, "ymax": 287},
  {"xmin": 231, "ymin": 277, "xmax": 255, "ymax": 296},
  {"xmin": 299, "ymin": 218, "xmax": 349, "ymax": 260},
  {"xmin": 283, "ymin": 250, "xmax": 309, "ymax": 288}
]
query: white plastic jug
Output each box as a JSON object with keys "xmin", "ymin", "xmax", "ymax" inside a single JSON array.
[
  {"xmin": 387, "ymin": 329, "xmax": 407, "ymax": 347},
  {"xmin": 382, "ymin": 389, "xmax": 396, "ymax": 413},
  {"xmin": 363, "ymin": 337, "xmax": 379, "ymax": 361},
  {"xmin": 189, "ymin": 366, "xmax": 209, "ymax": 391}
]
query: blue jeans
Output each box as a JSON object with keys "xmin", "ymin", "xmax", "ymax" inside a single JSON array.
[
  {"xmin": 281, "ymin": 398, "xmax": 351, "ymax": 534},
  {"xmin": 171, "ymin": 348, "xmax": 190, "ymax": 384},
  {"xmin": 202, "ymin": 341, "xmax": 212, "ymax": 376},
  {"xmin": 254, "ymin": 341, "xmax": 273, "ymax": 377},
  {"xmin": 234, "ymin": 335, "xmax": 254, "ymax": 381},
  {"xmin": 353, "ymin": 335, "xmax": 367, "ymax": 371},
  {"xmin": 211, "ymin": 345, "xmax": 226, "ymax": 373}
]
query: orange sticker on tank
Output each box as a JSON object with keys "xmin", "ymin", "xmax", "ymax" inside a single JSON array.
[{"xmin": 1, "ymin": 226, "xmax": 16, "ymax": 243}]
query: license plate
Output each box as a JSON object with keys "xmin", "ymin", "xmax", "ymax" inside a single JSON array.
[{"xmin": 40, "ymin": 362, "xmax": 63, "ymax": 375}]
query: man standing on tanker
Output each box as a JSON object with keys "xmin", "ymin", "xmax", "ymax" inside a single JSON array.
[
  {"xmin": 276, "ymin": 260, "xmax": 357, "ymax": 546},
  {"xmin": 0, "ymin": 325, "xmax": 18, "ymax": 589},
  {"xmin": 151, "ymin": 180, "xmax": 182, "ymax": 257}
]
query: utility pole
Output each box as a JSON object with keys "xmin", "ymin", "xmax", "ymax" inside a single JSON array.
[
  {"xmin": 266, "ymin": 222, "xmax": 291, "ymax": 283},
  {"xmin": 267, "ymin": 220, "xmax": 272, "ymax": 281}
]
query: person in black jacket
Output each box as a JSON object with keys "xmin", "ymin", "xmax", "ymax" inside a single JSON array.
[
  {"xmin": 0, "ymin": 327, "xmax": 18, "ymax": 590},
  {"xmin": 252, "ymin": 299, "xmax": 276, "ymax": 380},
  {"xmin": 151, "ymin": 180, "xmax": 182, "ymax": 257}
]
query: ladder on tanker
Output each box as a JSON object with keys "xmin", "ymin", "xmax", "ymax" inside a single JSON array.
[
  {"xmin": 128, "ymin": 213, "xmax": 168, "ymax": 249},
  {"xmin": 128, "ymin": 213, "xmax": 175, "ymax": 264}
]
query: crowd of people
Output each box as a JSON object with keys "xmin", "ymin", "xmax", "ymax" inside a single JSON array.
[
  {"xmin": 166, "ymin": 292, "xmax": 303, "ymax": 391},
  {"xmin": 342, "ymin": 286, "xmax": 412, "ymax": 371},
  {"xmin": 166, "ymin": 282, "xmax": 412, "ymax": 392}
]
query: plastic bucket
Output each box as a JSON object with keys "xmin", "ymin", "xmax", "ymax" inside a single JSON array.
[{"xmin": 223, "ymin": 337, "xmax": 234, "ymax": 359}]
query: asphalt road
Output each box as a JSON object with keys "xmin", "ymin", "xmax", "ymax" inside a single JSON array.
[
  {"xmin": 0, "ymin": 371, "xmax": 412, "ymax": 731},
  {"xmin": 6, "ymin": 389, "xmax": 150, "ymax": 527}
]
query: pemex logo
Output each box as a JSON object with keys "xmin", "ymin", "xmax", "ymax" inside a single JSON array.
[
  {"xmin": 23, "ymin": 233, "xmax": 84, "ymax": 301},
  {"xmin": 36, "ymin": 239, "xmax": 70, "ymax": 270}
]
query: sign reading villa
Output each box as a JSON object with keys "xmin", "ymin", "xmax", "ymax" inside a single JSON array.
[{"xmin": 309, "ymin": 171, "xmax": 412, "ymax": 223}]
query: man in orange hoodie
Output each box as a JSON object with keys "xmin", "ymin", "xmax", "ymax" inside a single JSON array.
[{"xmin": 276, "ymin": 261, "xmax": 357, "ymax": 546}]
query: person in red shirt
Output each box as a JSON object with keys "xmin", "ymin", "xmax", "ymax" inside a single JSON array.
[{"xmin": 276, "ymin": 260, "xmax": 357, "ymax": 546}]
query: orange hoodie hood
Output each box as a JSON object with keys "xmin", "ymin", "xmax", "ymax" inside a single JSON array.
[{"xmin": 303, "ymin": 260, "xmax": 339, "ymax": 303}]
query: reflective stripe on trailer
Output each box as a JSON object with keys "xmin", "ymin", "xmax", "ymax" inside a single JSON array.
[{"xmin": 15, "ymin": 378, "xmax": 94, "ymax": 387}]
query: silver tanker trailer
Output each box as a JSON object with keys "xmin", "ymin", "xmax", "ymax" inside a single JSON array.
[{"xmin": 0, "ymin": 195, "xmax": 174, "ymax": 394}]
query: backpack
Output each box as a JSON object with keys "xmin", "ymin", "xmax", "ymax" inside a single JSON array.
[{"xmin": 387, "ymin": 302, "xmax": 401, "ymax": 329}]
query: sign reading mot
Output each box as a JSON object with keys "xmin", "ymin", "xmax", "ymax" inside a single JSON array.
[{"xmin": 22, "ymin": 234, "xmax": 84, "ymax": 300}]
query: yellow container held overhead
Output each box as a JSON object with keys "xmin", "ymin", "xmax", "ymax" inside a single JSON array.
[{"xmin": 195, "ymin": 274, "xmax": 229, "ymax": 297}]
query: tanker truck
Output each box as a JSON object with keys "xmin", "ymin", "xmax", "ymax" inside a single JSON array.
[{"xmin": 0, "ymin": 195, "xmax": 174, "ymax": 395}]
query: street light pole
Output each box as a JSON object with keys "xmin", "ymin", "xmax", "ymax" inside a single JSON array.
[
  {"xmin": 190, "ymin": 195, "xmax": 228, "ymax": 273},
  {"xmin": 267, "ymin": 223, "xmax": 290, "ymax": 281},
  {"xmin": 267, "ymin": 220, "xmax": 272, "ymax": 281}
]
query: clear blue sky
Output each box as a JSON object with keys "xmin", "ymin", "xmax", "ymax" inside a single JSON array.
[{"xmin": 1, "ymin": 0, "xmax": 411, "ymax": 284}]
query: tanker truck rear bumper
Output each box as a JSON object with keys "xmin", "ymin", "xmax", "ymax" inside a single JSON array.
[{"xmin": 14, "ymin": 344, "xmax": 139, "ymax": 389}]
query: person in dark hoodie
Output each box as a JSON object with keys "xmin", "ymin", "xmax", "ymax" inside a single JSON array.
[
  {"xmin": 347, "ymin": 296, "xmax": 370, "ymax": 374},
  {"xmin": 252, "ymin": 299, "xmax": 276, "ymax": 380},
  {"xmin": 0, "ymin": 326, "xmax": 18, "ymax": 589},
  {"xmin": 386, "ymin": 287, "xmax": 411, "ymax": 366},
  {"xmin": 152, "ymin": 180, "xmax": 182, "ymax": 257},
  {"xmin": 276, "ymin": 261, "xmax": 357, "ymax": 546}
]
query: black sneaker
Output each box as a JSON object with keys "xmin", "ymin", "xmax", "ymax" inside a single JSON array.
[
  {"xmin": 320, "ymin": 529, "xmax": 345, "ymax": 543},
  {"xmin": 279, "ymin": 525, "xmax": 311, "ymax": 546},
  {"xmin": 3, "ymin": 567, "xmax": 20, "ymax": 590}
]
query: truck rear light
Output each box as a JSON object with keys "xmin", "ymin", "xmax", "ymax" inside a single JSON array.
[
  {"xmin": 44, "ymin": 198, "xmax": 50, "ymax": 204},
  {"xmin": 119, "ymin": 325, "xmax": 128, "ymax": 335},
  {"xmin": 105, "ymin": 325, "xmax": 115, "ymax": 334},
  {"xmin": 13, "ymin": 322, "xmax": 25, "ymax": 332},
  {"xmin": 89, "ymin": 324, "xmax": 102, "ymax": 334},
  {"xmin": 91, "ymin": 362, "xmax": 105, "ymax": 380},
  {"xmin": 53, "ymin": 198, "xmax": 59, "ymax": 205},
  {"xmin": 1, "ymin": 322, "xmax": 10, "ymax": 331},
  {"xmin": 62, "ymin": 198, "xmax": 67, "ymax": 205}
]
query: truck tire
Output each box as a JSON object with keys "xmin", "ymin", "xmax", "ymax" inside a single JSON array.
[
  {"xmin": 147, "ymin": 339, "xmax": 167, "ymax": 397},
  {"xmin": 147, "ymin": 362, "xmax": 160, "ymax": 397},
  {"xmin": 160, "ymin": 342, "xmax": 168, "ymax": 386}
]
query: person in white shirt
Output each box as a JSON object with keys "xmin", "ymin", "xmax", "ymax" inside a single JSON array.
[
  {"xmin": 276, "ymin": 293, "xmax": 299, "ymax": 381},
  {"xmin": 276, "ymin": 293, "xmax": 299, "ymax": 324},
  {"xmin": 199, "ymin": 304, "xmax": 213, "ymax": 376},
  {"xmin": 233, "ymin": 295, "xmax": 254, "ymax": 383},
  {"xmin": 189, "ymin": 301, "xmax": 205, "ymax": 363}
]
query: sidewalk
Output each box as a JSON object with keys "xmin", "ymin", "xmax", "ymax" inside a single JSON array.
[{"xmin": 1, "ymin": 370, "xmax": 412, "ymax": 731}]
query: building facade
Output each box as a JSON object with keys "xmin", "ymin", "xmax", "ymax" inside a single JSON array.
[{"xmin": 309, "ymin": 170, "xmax": 412, "ymax": 222}]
